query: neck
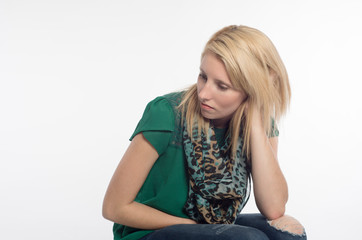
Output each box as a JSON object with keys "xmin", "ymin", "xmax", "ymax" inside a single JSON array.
[{"xmin": 211, "ymin": 119, "xmax": 230, "ymax": 128}]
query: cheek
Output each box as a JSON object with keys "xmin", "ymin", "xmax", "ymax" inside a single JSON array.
[
  {"xmin": 196, "ymin": 79, "xmax": 203, "ymax": 93},
  {"xmin": 228, "ymin": 101, "xmax": 242, "ymax": 113},
  {"xmin": 219, "ymin": 94, "xmax": 244, "ymax": 110}
]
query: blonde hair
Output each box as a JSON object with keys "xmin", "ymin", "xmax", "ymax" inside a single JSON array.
[{"xmin": 179, "ymin": 25, "xmax": 291, "ymax": 158}]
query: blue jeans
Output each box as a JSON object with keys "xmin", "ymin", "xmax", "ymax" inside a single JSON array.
[{"xmin": 140, "ymin": 213, "xmax": 307, "ymax": 240}]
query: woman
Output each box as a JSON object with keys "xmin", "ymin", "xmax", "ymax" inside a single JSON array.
[{"xmin": 103, "ymin": 25, "xmax": 307, "ymax": 240}]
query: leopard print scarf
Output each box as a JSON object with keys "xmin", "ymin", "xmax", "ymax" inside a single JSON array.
[{"xmin": 183, "ymin": 121, "xmax": 250, "ymax": 224}]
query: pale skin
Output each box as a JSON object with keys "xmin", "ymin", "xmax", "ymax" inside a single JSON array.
[
  {"xmin": 249, "ymin": 106, "xmax": 288, "ymax": 220},
  {"xmin": 102, "ymin": 53, "xmax": 289, "ymax": 230}
]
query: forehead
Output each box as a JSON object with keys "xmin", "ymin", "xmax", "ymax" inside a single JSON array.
[{"xmin": 200, "ymin": 53, "xmax": 231, "ymax": 85}]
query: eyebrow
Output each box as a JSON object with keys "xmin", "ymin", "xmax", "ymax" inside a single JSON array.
[{"xmin": 199, "ymin": 67, "xmax": 232, "ymax": 88}]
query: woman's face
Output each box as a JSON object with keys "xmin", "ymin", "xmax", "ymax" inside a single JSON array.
[{"xmin": 197, "ymin": 52, "xmax": 247, "ymax": 128}]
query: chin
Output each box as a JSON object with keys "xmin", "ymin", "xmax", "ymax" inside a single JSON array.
[{"xmin": 200, "ymin": 111, "xmax": 213, "ymax": 120}]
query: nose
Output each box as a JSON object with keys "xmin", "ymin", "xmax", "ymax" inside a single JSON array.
[{"xmin": 198, "ymin": 80, "xmax": 212, "ymax": 101}]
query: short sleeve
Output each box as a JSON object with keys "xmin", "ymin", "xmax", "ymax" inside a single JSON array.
[
  {"xmin": 268, "ymin": 118, "xmax": 279, "ymax": 138},
  {"xmin": 130, "ymin": 97, "xmax": 175, "ymax": 155}
]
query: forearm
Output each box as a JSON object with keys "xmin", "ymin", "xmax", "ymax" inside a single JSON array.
[
  {"xmin": 104, "ymin": 201, "xmax": 196, "ymax": 229},
  {"xmin": 250, "ymin": 126, "xmax": 288, "ymax": 220}
]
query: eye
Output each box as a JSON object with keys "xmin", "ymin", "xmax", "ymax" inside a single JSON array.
[
  {"xmin": 218, "ymin": 84, "xmax": 229, "ymax": 91},
  {"xmin": 198, "ymin": 73, "xmax": 207, "ymax": 81}
]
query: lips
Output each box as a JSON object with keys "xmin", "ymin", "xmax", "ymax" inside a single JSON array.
[{"xmin": 200, "ymin": 102, "xmax": 214, "ymax": 110}]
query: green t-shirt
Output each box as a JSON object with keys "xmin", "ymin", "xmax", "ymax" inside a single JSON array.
[{"xmin": 112, "ymin": 92, "xmax": 279, "ymax": 240}]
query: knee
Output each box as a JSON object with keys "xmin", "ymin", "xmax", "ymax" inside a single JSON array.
[{"xmin": 268, "ymin": 215, "xmax": 306, "ymax": 236}]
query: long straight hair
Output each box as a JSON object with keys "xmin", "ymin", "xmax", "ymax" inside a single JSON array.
[{"xmin": 179, "ymin": 25, "xmax": 291, "ymax": 159}]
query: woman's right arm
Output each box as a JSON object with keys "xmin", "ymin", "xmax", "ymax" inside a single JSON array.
[{"xmin": 102, "ymin": 133, "xmax": 196, "ymax": 229}]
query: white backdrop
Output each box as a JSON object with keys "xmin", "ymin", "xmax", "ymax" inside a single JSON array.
[{"xmin": 1, "ymin": 0, "xmax": 361, "ymax": 239}]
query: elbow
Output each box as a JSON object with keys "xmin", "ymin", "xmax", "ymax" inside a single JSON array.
[
  {"xmin": 263, "ymin": 205, "xmax": 285, "ymax": 220},
  {"xmin": 257, "ymin": 199, "xmax": 287, "ymax": 220},
  {"xmin": 102, "ymin": 199, "xmax": 130, "ymax": 224},
  {"xmin": 102, "ymin": 201, "xmax": 113, "ymax": 221},
  {"xmin": 102, "ymin": 197, "xmax": 121, "ymax": 222},
  {"xmin": 259, "ymin": 190, "xmax": 289, "ymax": 220}
]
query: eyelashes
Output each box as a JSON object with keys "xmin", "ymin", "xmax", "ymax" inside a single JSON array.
[
  {"xmin": 198, "ymin": 73, "xmax": 229, "ymax": 91},
  {"xmin": 218, "ymin": 84, "xmax": 228, "ymax": 91},
  {"xmin": 199, "ymin": 73, "xmax": 207, "ymax": 80}
]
